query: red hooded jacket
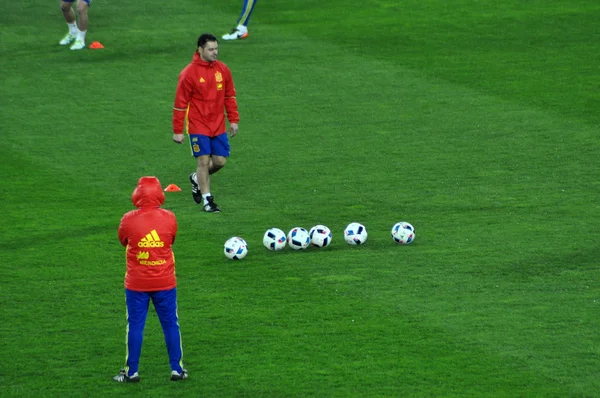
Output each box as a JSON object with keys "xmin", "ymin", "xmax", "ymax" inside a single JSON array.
[
  {"xmin": 118, "ymin": 177, "xmax": 178, "ymax": 292},
  {"xmin": 172, "ymin": 52, "xmax": 239, "ymax": 137}
]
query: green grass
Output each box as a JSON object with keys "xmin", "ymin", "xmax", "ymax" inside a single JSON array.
[{"xmin": 1, "ymin": 0, "xmax": 599, "ymax": 396}]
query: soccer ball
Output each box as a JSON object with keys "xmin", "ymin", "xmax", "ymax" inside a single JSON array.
[
  {"xmin": 263, "ymin": 228, "xmax": 287, "ymax": 251},
  {"xmin": 309, "ymin": 225, "xmax": 332, "ymax": 248},
  {"xmin": 344, "ymin": 222, "xmax": 367, "ymax": 245},
  {"xmin": 391, "ymin": 222, "xmax": 415, "ymax": 244},
  {"xmin": 287, "ymin": 227, "xmax": 310, "ymax": 250},
  {"xmin": 224, "ymin": 237, "xmax": 248, "ymax": 260}
]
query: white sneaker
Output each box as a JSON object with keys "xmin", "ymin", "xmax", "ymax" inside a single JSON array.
[
  {"xmin": 59, "ymin": 33, "xmax": 76, "ymax": 46},
  {"xmin": 170, "ymin": 369, "xmax": 188, "ymax": 381},
  {"xmin": 222, "ymin": 27, "xmax": 248, "ymax": 41},
  {"xmin": 70, "ymin": 39, "xmax": 85, "ymax": 50}
]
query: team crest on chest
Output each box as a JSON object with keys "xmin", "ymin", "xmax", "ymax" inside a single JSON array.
[{"xmin": 215, "ymin": 71, "xmax": 223, "ymax": 82}]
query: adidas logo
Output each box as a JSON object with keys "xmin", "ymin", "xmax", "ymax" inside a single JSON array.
[{"xmin": 138, "ymin": 230, "xmax": 165, "ymax": 248}]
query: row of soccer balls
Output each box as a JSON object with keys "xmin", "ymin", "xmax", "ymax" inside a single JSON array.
[{"xmin": 224, "ymin": 222, "xmax": 415, "ymax": 260}]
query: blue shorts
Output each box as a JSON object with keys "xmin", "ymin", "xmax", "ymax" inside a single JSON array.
[
  {"xmin": 63, "ymin": 0, "xmax": 91, "ymax": 4},
  {"xmin": 189, "ymin": 133, "xmax": 230, "ymax": 157}
]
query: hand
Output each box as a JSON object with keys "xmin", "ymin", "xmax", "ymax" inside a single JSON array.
[
  {"xmin": 228, "ymin": 123, "xmax": 238, "ymax": 138},
  {"xmin": 173, "ymin": 133, "xmax": 185, "ymax": 144}
]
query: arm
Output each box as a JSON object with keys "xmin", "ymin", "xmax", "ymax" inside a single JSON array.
[
  {"xmin": 117, "ymin": 216, "xmax": 129, "ymax": 247},
  {"xmin": 172, "ymin": 70, "xmax": 193, "ymax": 142},
  {"xmin": 172, "ymin": 213, "xmax": 178, "ymax": 245},
  {"xmin": 223, "ymin": 66, "xmax": 239, "ymax": 137}
]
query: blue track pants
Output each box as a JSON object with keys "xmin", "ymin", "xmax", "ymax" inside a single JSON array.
[{"xmin": 123, "ymin": 288, "xmax": 184, "ymax": 376}]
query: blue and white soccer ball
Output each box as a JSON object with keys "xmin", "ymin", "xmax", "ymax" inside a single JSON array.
[
  {"xmin": 344, "ymin": 222, "xmax": 368, "ymax": 245},
  {"xmin": 309, "ymin": 225, "xmax": 332, "ymax": 248},
  {"xmin": 224, "ymin": 237, "xmax": 248, "ymax": 260},
  {"xmin": 391, "ymin": 222, "xmax": 415, "ymax": 244},
  {"xmin": 287, "ymin": 227, "xmax": 310, "ymax": 250},
  {"xmin": 263, "ymin": 228, "xmax": 287, "ymax": 251}
]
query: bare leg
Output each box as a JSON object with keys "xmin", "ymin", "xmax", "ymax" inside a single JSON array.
[
  {"xmin": 196, "ymin": 155, "xmax": 211, "ymax": 196},
  {"xmin": 60, "ymin": 1, "xmax": 76, "ymax": 23},
  {"xmin": 76, "ymin": 0, "xmax": 88, "ymax": 31},
  {"xmin": 209, "ymin": 156, "xmax": 227, "ymax": 175}
]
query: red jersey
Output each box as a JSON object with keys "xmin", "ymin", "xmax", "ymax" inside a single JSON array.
[
  {"xmin": 118, "ymin": 176, "xmax": 178, "ymax": 292},
  {"xmin": 172, "ymin": 53, "xmax": 239, "ymax": 137}
]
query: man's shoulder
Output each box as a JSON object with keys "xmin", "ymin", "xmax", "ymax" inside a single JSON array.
[
  {"xmin": 121, "ymin": 208, "xmax": 139, "ymax": 219},
  {"xmin": 119, "ymin": 209, "xmax": 139, "ymax": 229},
  {"xmin": 155, "ymin": 208, "xmax": 177, "ymax": 222},
  {"xmin": 214, "ymin": 60, "xmax": 231, "ymax": 71},
  {"xmin": 179, "ymin": 62, "xmax": 195, "ymax": 75},
  {"xmin": 120, "ymin": 208, "xmax": 175, "ymax": 227},
  {"xmin": 157, "ymin": 207, "xmax": 176, "ymax": 216}
]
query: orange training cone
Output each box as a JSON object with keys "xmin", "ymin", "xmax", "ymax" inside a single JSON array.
[
  {"xmin": 89, "ymin": 41, "xmax": 104, "ymax": 49},
  {"xmin": 164, "ymin": 184, "xmax": 182, "ymax": 192}
]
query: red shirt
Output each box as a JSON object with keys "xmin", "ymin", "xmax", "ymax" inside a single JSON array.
[
  {"xmin": 118, "ymin": 176, "xmax": 178, "ymax": 292},
  {"xmin": 172, "ymin": 53, "xmax": 239, "ymax": 137}
]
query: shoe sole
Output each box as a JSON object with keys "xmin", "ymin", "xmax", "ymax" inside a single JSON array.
[
  {"xmin": 222, "ymin": 32, "xmax": 249, "ymax": 41},
  {"xmin": 113, "ymin": 376, "xmax": 140, "ymax": 383},
  {"xmin": 171, "ymin": 370, "xmax": 188, "ymax": 381}
]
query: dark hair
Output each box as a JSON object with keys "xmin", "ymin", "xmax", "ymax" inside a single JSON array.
[{"xmin": 197, "ymin": 33, "xmax": 218, "ymax": 48}]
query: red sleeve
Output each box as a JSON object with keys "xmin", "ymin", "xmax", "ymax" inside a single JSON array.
[
  {"xmin": 223, "ymin": 66, "xmax": 239, "ymax": 124},
  {"xmin": 117, "ymin": 214, "xmax": 130, "ymax": 247},
  {"xmin": 172, "ymin": 69, "xmax": 193, "ymax": 134},
  {"xmin": 170, "ymin": 211, "xmax": 178, "ymax": 244}
]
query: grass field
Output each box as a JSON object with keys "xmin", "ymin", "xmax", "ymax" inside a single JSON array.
[{"xmin": 1, "ymin": 0, "xmax": 599, "ymax": 396}]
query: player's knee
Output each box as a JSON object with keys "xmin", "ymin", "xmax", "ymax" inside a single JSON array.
[
  {"xmin": 213, "ymin": 157, "xmax": 227, "ymax": 169},
  {"xmin": 127, "ymin": 321, "xmax": 145, "ymax": 331},
  {"xmin": 160, "ymin": 317, "xmax": 178, "ymax": 328},
  {"xmin": 77, "ymin": 1, "xmax": 88, "ymax": 13},
  {"xmin": 60, "ymin": 1, "xmax": 72, "ymax": 12},
  {"xmin": 197, "ymin": 156, "xmax": 211, "ymax": 167}
]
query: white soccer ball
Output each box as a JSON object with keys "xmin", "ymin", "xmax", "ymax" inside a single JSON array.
[
  {"xmin": 391, "ymin": 222, "xmax": 416, "ymax": 244},
  {"xmin": 263, "ymin": 228, "xmax": 287, "ymax": 251},
  {"xmin": 309, "ymin": 225, "xmax": 332, "ymax": 248},
  {"xmin": 287, "ymin": 227, "xmax": 310, "ymax": 250},
  {"xmin": 344, "ymin": 222, "xmax": 368, "ymax": 245},
  {"xmin": 224, "ymin": 237, "xmax": 248, "ymax": 260}
]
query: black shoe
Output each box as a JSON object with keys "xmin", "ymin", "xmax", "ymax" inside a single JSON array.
[
  {"xmin": 113, "ymin": 369, "xmax": 140, "ymax": 383},
  {"xmin": 189, "ymin": 173, "xmax": 202, "ymax": 204},
  {"xmin": 203, "ymin": 196, "xmax": 221, "ymax": 213},
  {"xmin": 170, "ymin": 369, "xmax": 188, "ymax": 381}
]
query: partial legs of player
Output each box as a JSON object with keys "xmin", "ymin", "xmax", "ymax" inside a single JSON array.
[
  {"xmin": 193, "ymin": 155, "xmax": 226, "ymax": 212},
  {"xmin": 222, "ymin": 0, "xmax": 257, "ymax": 41},
  {"xmin": 59, "ymin": 0, "xmax": 90, "ymax": 50}
]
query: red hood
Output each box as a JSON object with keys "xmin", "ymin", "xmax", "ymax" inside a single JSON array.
[
  {"xmin": 192, "ymin": 52, "xmax": 213, "ymax": 66},
  {"xmin": 131, "ymin": 176, "xmax": 165, "ymax": 209}
]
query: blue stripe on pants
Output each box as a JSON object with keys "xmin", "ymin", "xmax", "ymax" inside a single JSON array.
[{"xmin": 124, "ymin": 288, "xmax": 184, "ymax": 376}]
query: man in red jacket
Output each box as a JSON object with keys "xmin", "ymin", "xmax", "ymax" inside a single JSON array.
[
  {"xmin": 113, "ymin": 176, "xmax": 187, "ymax": 383},
  {"xmin": 172, "ymin": 33, "xmax": 240, "ymax": 213}
]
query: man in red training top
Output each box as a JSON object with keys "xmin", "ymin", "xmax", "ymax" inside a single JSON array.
[
  {"xmin": 172, "ymin": 33, "xmax": 240, "ymax": 213},
  {"xmin": 113, "ymin": 176, "xmax": 187, "ymax": 383}
]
